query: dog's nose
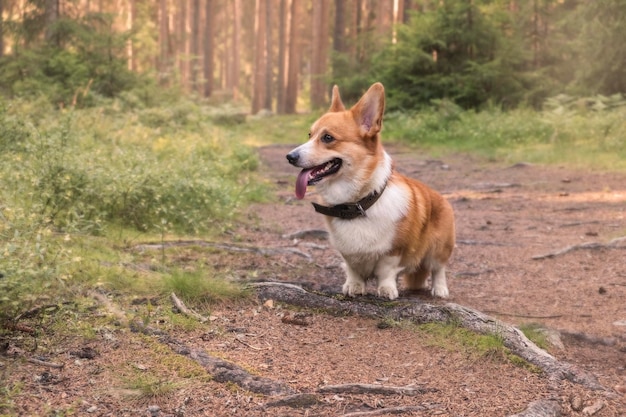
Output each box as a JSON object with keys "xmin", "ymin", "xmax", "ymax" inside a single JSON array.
[{"xmin": 286, "ymin": 151, "xmax": 299, "ymax": 166}]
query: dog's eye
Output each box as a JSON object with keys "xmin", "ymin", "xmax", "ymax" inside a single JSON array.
[{"xmin": 321, "ymin": 133, "xmax": 335, "ymax": 144}]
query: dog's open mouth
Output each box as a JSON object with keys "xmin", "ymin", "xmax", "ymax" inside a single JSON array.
[{"xmin": 295, "ymin": 158, "xmax": 342, "ymax": 199}]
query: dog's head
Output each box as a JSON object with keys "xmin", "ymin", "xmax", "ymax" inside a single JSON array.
[{"xmin": 286, "ymin": 83, "xmax": 386, "ymax": 201}]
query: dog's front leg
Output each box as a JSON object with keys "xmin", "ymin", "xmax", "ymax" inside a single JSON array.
[
  {"xmin": 375, "ymin": 256, "xmax": 404, "ymax": 300},
  {"xmin": 341, "ymin": 262, "xmax": 367, "ymax": 297}
]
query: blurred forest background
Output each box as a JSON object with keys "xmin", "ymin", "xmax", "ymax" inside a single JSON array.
[{"xmin": 1, "ymin": 0, "xmax": 625, "ymax": 111}]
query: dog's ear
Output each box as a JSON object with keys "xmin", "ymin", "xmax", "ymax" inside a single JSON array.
[
  {"xmin": 352, "ymin": 83, "xmax": 385, "ymax": 137},
  {"xmin": 329, "ymin": 85, "xmax": 346, "ymax": 112}
]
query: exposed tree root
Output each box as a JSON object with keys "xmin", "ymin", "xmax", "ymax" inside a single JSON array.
[
  {"xmin": 136, "ymin": 327, "xmax": 296, "ymax": 396},
  {"xmin": 134, "ymin": 239, "xmax": 312, "ymax": 260},
  {"xmin": 339, "ymin": 405, "xmax": 430, "ymax": 417},
  {"xmin": 508, "ymin": 399, "xmax": 561, "ymax": 417},
  {"xmin": 251, "ymin": 282, "xmax": 605, "ymax": 391},
  {"xmin": 27, "ymin": 357, "xmax": 65, "ymax": 369},
  {"xmin": 317, "ymin": 383, "xmax": 435, "ymax": 396},
  {"xmin": 532, "ymin": 236, "xmax": 626, "ymax": 260}
]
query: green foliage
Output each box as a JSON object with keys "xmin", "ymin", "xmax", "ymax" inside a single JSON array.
[
  {"xmin": 568, "ymin": 0, "xmax": 626, "ymax": 96},
  {"xmin": 0, "ymin": 14, "xmax": 141, "ymax": 107},
  {"xmin": 0, "ymin": 100, "xmax": 265, "ymax": 236},
  {"xmin": 0, "ymin": 97, "xmax": 265, "ymax": 323},
  {"xmin": 376, "ymin": 1, "xmax": 527, "ymax": 110}
]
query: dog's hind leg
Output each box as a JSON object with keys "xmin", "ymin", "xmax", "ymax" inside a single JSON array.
[
  {"xmin": 375, "ymin": 256, "xmax": 404, "ymax": 300},
  {"xmin": 430, "ymin": 265, "xmax": 449, "ymax": 298},
  {"xmin": 402, "ymin": 265, "xmax": 430, "ymax": 291}
]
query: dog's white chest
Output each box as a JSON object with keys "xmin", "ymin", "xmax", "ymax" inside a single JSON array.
[{"xmin": 327, "ymin": 184, "xmax": 408, "ymax": 256}]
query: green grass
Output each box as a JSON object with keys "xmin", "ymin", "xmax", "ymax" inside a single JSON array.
[
  {"xmin": 123, "ymin": 373, "xmax": 179, "ymax": 401},
  {"xmin": 518, "ymin": 323, "xmax": 550, "ymax": 350},
  {"xmin": 161, "ymin": 268, "xmax": 250, "ymax": 305},
  {"xmin": 384, "ymin": 104, "xmax": 626, "ymax": 170}
]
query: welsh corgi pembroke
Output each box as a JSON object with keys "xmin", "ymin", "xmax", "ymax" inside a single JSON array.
[{"xmin": 286, "ymin": 82, "xmax": 455, "ymax": 300}]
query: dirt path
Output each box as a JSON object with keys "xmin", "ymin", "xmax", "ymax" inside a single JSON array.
[
  {"xmin": 234, "ymin": 144, "xmax": 626, "ymax": 415},
  {"xmin": 3, "ymin": 144, "xmax": 625, "ymax": 416}
]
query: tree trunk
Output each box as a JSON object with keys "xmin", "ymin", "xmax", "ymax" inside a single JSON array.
[
  {"xmin": 284, "ymin": 0, "xmax": 301, "ymax": 114},
  {"xmin": 127, "ymin": 0, "xmax": 137, "ymax": 71},
  {"xmin": 203, "ymin": 0, "xmax": 215, "ymax": 97},
  {"xmin": 190, "ymin": 0, "xmax": 201, "ymax": 93},
  {"xmin": 264, "ymin": 0, "xmax": 273, "ymax": 111},
  {"xmin": 252, "ymin": 0, "xmax": 267, "ymax": 114},
  {"xmin": 0, "ymin": 0, "xmax": 4, "ymax": 59},
  {"xmin": 45, "ymin": 0, "xmax": 60, "ymax": 44},
  {"xmin": 158, "ymin": 0, "xmax": 169, "ymax": 84},
  {"xmin": 177, "ymin": 0, "xmax": 189, "ymax": 90},
  {"xmin": 230, "ymin": 0, "xmax": 241, "ymax": 100},
  {"xmin": 332, "ymin": 0, "xmax": 346, "ymax": 84},
  {"xmin": 310, "ymin": 0, "xmax": 329, "ymax": 109},
  {"xmin": 276, "ymin": 0, "xmax": 288, "ymax": 113}
]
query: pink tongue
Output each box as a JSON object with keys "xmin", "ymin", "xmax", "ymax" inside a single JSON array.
[{"xmin": 295, "ymin": 168, "xmax": 313, "ymax": 199}]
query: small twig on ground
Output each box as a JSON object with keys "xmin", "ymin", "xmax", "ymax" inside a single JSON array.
[
  {"xmin": 456, "ymin": 239, "xmax": 514, "ymax": 247},
  {"xmin": 318, "ymin": 383, "xmax": 434, "ymax": 396},
  {"xmin": 281, "ymin": 314, "xmax": 310, "ymax": 326},
  {"xmin": 234, "ymin": 335, "xmax": 265, "ymax": 351},
  {"xmin": 16, "ymin": 302, "xmax": 70, "ymax": 320},
  {"xmin": 484, "ymin": 311, "xmax": 562, "ymax": 319},
  {"xmin": 339, "ymin": 405, "xmax": 429, "ymax": 417},
  {"xmin": 170, "ymin": 292, "xmax": 208, "ymax": 323},
  {"xmin": 4, "ymin": 322, "xmax": 35, "ymax": 334},
  {"xmin": 282, "ymin": 229, "xmax": 329, "ymax": 240},
  {"xmin": 27, "ymin": 357, "xmax": 64, "ymax": 369},
  {"xmin": 532, "ymin": 236, "xmax": 626, "ymax": 260},
  {"xmin": 90, "ymin": 291, "xmax": 128, "ymax": 326}
]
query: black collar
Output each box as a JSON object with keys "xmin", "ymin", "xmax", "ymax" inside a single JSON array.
[{"xmin": 312, "ymin": 183, "xmax": 387, "ymax": 220}]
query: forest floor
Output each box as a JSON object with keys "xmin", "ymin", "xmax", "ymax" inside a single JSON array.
[{"xmin": 2, "ymin": 144, "xmax": 625, "ymax": 417}]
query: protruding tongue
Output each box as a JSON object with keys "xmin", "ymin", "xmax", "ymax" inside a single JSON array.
[{"xmin": 295, "ymin": 168, "xmax": 313, "ymax": 200}]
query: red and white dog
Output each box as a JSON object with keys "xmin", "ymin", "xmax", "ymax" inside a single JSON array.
[{"xmin": 287, "ymin": 83, "xmax": 455, "ymax": 300}]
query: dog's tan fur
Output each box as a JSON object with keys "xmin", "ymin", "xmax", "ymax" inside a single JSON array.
[{"xmin": 287, "ymin": 83, "xmax": 455, "ymax": 299}]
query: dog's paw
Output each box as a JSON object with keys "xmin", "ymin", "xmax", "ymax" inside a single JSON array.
[
  {"xmin": 343, "ymin": 281, "xmax": 366, "ymax": 297},
  {"xmin": 431, "ymin": 284, "xmax": 449, "ymax": 298},
  {"xmin": 377, "ymin": 284, "xmax": 399, "ymax": 300}
]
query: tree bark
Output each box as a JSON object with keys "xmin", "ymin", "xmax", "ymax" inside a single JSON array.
[
  {"xmin": 276, "ymin": 0, "xmax": 288, "ymax": 113},
  {"xmin": 190, "ymin": 0, "xmax": 201, "ymax": 92},
  {"xmin": 284, "ymin": 0, "xmax": 301, "ymax": 114},
  {"xmin": 310, "ymin": 0, "xmax": 329, "ymax": 109},
  {"xmin": 230, "ymin": 0, "xmax": 241, "ymax": 100},
  {"xmin": 177, "ymin": 0, "xmax": 189, "ymax": 90},
  {"xmin": 252, "ymin": 0, "xmax": 267, "ymax": 114},
  {"xmin": 264, "ymin": 0, "xmax": 273, "ymax": 111},
  {"xmin": 203, "ymin": 0, "xmax": 215, "ymax": 97},
  {"xmin": 45, "ymin": 0, "xmax": 60, "ymax": 44},
  {"xmin": 158, "ymin": 0, "xmax": 169, "ymax": 84},
  {"xmin": 0, "ymin": 0, "xmax": 4, "ymax": 59},
  {"xmin": 252, "ymin": 282, "xmax": 605, "ymax": 391}
]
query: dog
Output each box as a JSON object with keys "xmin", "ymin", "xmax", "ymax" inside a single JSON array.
[{"xmin": 286, "ymin": 82, "xmax": 455, "ymax": 300}]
